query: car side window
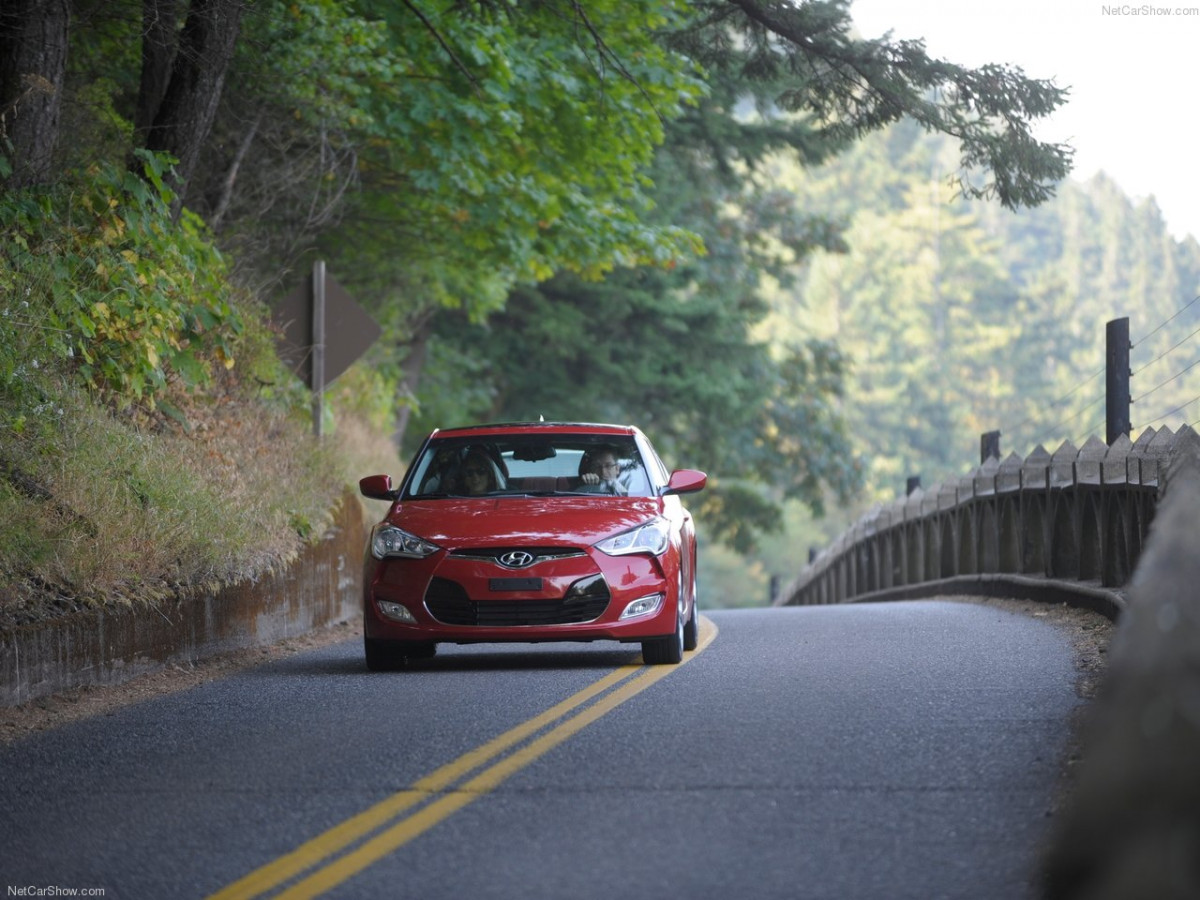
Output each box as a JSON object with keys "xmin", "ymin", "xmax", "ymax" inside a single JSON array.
[{"xmin": 620, "ymin": 458, "xmax": 650, "ymax": 496}]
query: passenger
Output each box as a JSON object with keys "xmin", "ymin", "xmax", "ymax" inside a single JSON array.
[
  {"xmin": 456, "ymin": 448, "xmax": 503, "ymax": 495},
  {"xmin": 579, "ymin": 448, "xmax": 628, "ymax": 495},
  {"xmin": 417, "ymin": 446, "xmax": 459, "ymax": 495}
]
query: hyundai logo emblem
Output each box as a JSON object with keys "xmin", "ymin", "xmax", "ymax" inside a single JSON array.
[{"xmin": 498, "ymin": 550, "xmax": 536, "ymax": 569}]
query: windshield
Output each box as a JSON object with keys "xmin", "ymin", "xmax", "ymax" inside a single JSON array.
[{"xmin": 403, "ymin": 434, "xmax": 652, "ymax": 499}]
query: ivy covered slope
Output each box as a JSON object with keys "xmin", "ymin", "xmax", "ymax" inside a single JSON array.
[{"xmin": 0, "ymin": 156, "xmax": 397, "ymax": 630}]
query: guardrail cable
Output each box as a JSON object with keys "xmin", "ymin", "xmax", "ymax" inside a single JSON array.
[
  {"xmin": 1084, "ymin": 410, "xmax": 1109, "ymax": 440},
  {"xmin": 1034, "ymin": 391, "xmax": 1106, "ymax": 448},
  {"xmin": 1131, "ymin": 294, "xmax": 1200, "ymax": 350},
  {"xmin": 1131, "ymin": 353, "xmax": 1200, "ymax": 406},
  {"xmin": 1128, "ymin": 299, "xmax": 1200, "ymax": 432},
  {"xmin": 1131, "ymin": 321, "xmax": 1200, "ymax": 377},
  {"xmin": 1137, "ymin": 391, "xmax": 1200, "ymax": 430},
  {"xmin": 1008, "ymin": 365, "xmax": 1104, "ymax": 447}
]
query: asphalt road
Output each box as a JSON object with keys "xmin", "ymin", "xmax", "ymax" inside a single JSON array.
[{"xmin": 0, "ymin": 600, "xmax": 1083, "ymax": 900}]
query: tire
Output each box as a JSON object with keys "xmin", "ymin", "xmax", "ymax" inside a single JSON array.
[
  {"xmin": 682, "ymin": 565, "xmax": 699, "ymax": 651},
  {"xmin": 641, "ymin": 612, "xmax": 684, "ymax": 665},
  {"xmin": 364, "ymin": 638, "xmax": 437, "ymax": 671},
  {"xmin": 364, "ymin": 638, "xmax": 402, "ymax": 671},
  {"xmin": 402, "ymin": 641, "xmax": 438, "ymax": 659},
  {"xmin": 683, "ymin": 597, "xmax": 699, "ymax": 652}
]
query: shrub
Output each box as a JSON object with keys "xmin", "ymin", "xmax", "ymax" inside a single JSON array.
[{"xmin": 0, "ymin": 151, "xmax": 243, "ymax": 415}]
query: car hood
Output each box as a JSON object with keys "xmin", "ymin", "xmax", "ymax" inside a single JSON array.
[{"xmin": 388, "ymin": 496, "xmax": 663, "ymax": 547}]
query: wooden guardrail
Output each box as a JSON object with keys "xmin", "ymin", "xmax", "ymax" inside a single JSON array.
[
  {"xmin": 1041, "ymin": 425, "xmax": 1200, "ymax": 897},
  {"xmin": 779, "ymin": 425, "xmax": 1196, "ymax": 614}
]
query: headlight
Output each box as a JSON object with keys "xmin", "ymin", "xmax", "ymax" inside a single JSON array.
[
  {"xmin": 370, "ymin": 523, "xmax": 441, "ymax": 560},
  {"xmin": 595, "ymin": 518, "xmax": 670, "ymax": 557}
]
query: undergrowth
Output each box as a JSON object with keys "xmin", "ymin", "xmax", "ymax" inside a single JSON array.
[
  {"xmin": 0, "ymin": 345, "xmax": 403, "ymax": 630},
  {"xmin": 0, "ymin": 158, "xmax": 404, "ymax": 630}
]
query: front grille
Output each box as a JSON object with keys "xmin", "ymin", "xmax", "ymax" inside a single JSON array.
[
  {"xmin": 425, "ymin": 576, "xmax": 610, "ymax": 627},
  {"xmin": 448, "ymin": 547, "xmax": 587, "ymax": 567}
]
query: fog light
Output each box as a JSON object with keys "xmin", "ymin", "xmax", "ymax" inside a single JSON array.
[
  {"xmin": 619, "ymin": 593, "xmax": 664, "ymax": 620},
  {"xmin": 378, "ymin": 600, "xmax": 418, "ymax": 624}
]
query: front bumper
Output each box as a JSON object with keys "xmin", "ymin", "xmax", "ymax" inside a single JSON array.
[{"xmin": 363, "ymin": 545, "xmax": 679, "ymax": 644}]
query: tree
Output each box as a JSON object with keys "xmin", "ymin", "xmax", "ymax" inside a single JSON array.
[
  {"xmin": 297, "ymin": 0, "xmax": 708, "ymax": 441},
  {"xmin": 4, "ymin": 0, "xmax": 1072, "ymax": 286},
  {"xmin": 673, "ymin": 0, "xmax": 1072, "ymax": 209},
  {"xmin": 770, "ymin": 115, "xmax": 1200, "ymax": 506},
  {"xmin": 187, "ymin": 0, "xmax": 1073, "ymax": 456},
  {"xmin": 411, "ymin": 37, "xmax": 865, "ymax": 548},
  {"xmin": 133, "ymin": 0, "xmax": 180, "ymax": 147},
  {"xmin": 140, "ymin": 0, "xmax": 245, "ymax": 206},
  {"xmin": 0, "ymin": 0, "xmax": 1079, "ymax": 541},
  {"xmin": 0, "ymin": 0, "xmax": 69, "ymax": 188},
  {"xmin": 2, "ymin": 0, "xmax": 245, "ymax": 199}
]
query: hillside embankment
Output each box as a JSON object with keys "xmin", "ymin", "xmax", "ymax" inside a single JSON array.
[{"xmin": 1, "ymin": 489, "xmax": 367, "ymax": 709}]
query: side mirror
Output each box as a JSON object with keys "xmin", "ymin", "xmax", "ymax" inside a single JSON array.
[
  {"xmin": 663, "ymin": 469, "xmax": 707, "ymax": 496},
  {"xmin": 359, "ymin": 474, "xmax": 398, "ymax": 501}
]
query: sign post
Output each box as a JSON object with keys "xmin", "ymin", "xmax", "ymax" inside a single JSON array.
[
  {"xmin": 273, "ymin": 261, "xmax": 381, "ymax": 437},
  {"xmin": 311, "ymin": 260, "xmax": 326, "ymax": 436}
]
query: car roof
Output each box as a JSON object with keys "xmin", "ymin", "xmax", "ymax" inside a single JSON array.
[{"xmin": 429, "ymin": 422, "xmax": 640, "ymax": 440}]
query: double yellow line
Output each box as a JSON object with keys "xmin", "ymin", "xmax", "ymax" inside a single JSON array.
[{"xmin": 209, "ymin": 617, "xmax": 717, "ymax": 900}]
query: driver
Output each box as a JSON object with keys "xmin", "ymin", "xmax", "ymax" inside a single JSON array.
[{"xmin": 579, "ymin": 448, "xmax": 628, "ymax": 495}]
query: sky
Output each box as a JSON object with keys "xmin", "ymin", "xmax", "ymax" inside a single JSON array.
[{"xmin": 850, "ymin": 0, "xmax": 1200, "ymax": 240}]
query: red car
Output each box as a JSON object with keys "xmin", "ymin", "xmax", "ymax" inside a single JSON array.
[{"xmin": 357, "ymin": 422, "xmax": 706, "ymax": 670}]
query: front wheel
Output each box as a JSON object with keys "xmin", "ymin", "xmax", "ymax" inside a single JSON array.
[
  {"xmin": 641, "ymin": 613, "xmax": 684, "ymax": 665},
  {"xmin": 683, "ymin": 571, "xmax": 699, "ymax": 651},
  {"xmin": 364, "ymin": 638, "xmax": 437, "ymax": 671},
  {"xmin": 683, "ymin": 600, "xmax": 699, "ymax": 652}
]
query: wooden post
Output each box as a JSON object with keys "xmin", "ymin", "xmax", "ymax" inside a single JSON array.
[
  {"xmin": 981, "ymin": 430, "xmax": 1001, "ymax": 463},
  {"xmin": 1106, "ymin": 317, "xmax": 1131, "ymax": 445},
  {"xmin": 311, "ymin": 260, "xmax": 326, "ymax": 437}
]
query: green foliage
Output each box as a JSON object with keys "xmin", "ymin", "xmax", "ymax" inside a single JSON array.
[
  {"xmin": 696, "ymin": 535, "xmax": 774, "ymax": 609},
  {"xmin": 212, "ymin": 0, "xmax": 706, "ymax": 318},
  {"xmin": 248, "ymin": 0, "xmax": 388, "ymax": 133},
  {"xmin": 0, "ymin": 152, "xmax": 243, "ymax": 412},
  {"xmin": 353, "ymin": 0, "xmax": 706, "ymax": 276},
  {"xmin": 0, "ymin": 0, "xmax": 1096, "ymax": 619},
  {"xmin": 672, "ymin": 0, "xmax": 1073, "ymax": 209},
  {"xmin": 327, "ymin": 362, "xmax": 404, "ymax": 436},
  {"xmin": 407, "ymin": 32, "xmax": 873, "ymax": 551},
  {"xmin": 777, "ymin": 122, "xmax": 1200, "ymax": 501},
  {"xmin": 418, "ymin": 257, "xmax": 860, "ymax": 553}
]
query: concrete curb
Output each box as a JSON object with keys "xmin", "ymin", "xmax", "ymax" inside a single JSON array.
[
  {"xmin": 0, "ymin": 491, "xmax": 366, "ymax": 708},
  {"xmin": 832, "ymin": 573, "xmax": 1126, "ymax": 622}
]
